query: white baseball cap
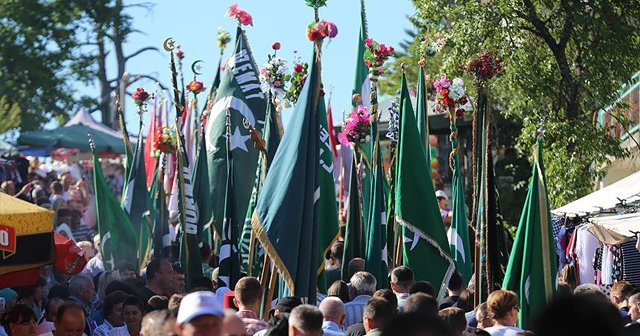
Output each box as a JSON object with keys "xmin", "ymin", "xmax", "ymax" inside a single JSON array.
[
  {"xmin": 177, "ymin": 291, "xmax": 224, "ymax": 325},
  {"xmin": 435, "ymin": 190, "xmax": 448, "ymax": 200}
]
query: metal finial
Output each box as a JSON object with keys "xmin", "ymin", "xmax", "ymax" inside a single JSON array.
[
  {"xmin": 163, "ymin": 37, "xmax": 176, "ymax": 52},
  {"xmin": 537, "ymin": 117, "xmax": 547, "ymax": 140},
  {"xmin": 401, "ymin": 63, "xmax": 406, "ymax": 72}
]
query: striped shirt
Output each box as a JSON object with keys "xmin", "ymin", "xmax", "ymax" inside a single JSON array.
[
  {"xmin": 343, "ymin": 295, "xmax": 371, "ymax": 328},
  {"xmin": 236, "ymin": 310, "xmax": 268, "ymax": 336},
  {"xmin": 71, "ymin": 223, "xmax": 95, "ymax": 243}
]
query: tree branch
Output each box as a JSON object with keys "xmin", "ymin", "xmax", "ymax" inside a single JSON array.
[
  {"xmin": 126, "ymin": 74, "xmax": 168, "ymax": 90},
  {"xmin": 125, "ymin": 46, "xmax": 160, "ymax": 62}
]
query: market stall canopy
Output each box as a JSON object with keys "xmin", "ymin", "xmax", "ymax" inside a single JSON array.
[
  {"xmin": 17, "ymin": 109, "xmax": 135, "ymax": 154},
  {"xmin": 552, "ymin": 171, "xmax": 640, "ymax": 215},
  {"xmin": 588, "ymin": 213, "xmax": 640, "ymax": 246},
  {"xmin": 0, "ymin": 193, "xmax": 55, "ymax": 275}
]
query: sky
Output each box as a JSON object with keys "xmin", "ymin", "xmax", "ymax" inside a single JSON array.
[{"xmin": 78, "ymin": 0, "xmax": 416, "ymax": 134}]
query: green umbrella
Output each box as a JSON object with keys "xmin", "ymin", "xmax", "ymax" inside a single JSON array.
[{"xmin": 18, "ymin": 124, "xmax": 126, "ymax": 154}]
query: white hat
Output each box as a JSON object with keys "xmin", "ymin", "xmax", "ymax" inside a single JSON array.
[
  {"xmin": 177, "ymin": 291, "xmax": 224, "ymax": 324},
  {"xmin": 435, "ymin": 190, "xmax": 448, "ymax": 200}
]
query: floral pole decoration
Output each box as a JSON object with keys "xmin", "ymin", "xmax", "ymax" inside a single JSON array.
[
  {"xmin": 363, "ymin": 38, "xmax": 394, "ymax": 108},
  {"xmin": 386, "ymin": 98, "xmax": 400, "ymax": 145},
  {"xmin": 151, "ymin": 126, "xmax": 177, "ymax": 158},
  {"xmin": 259, "ymin": 42, "xmax": 289, "ymax": 107},
  {"xmin": 460, "ymin": 51, "xmax": 504, "ymax": 91},
  {"xmin": 306, "ymin": 20, "xmax": 338, "ymax": 43},
  {"xmin": 217, "ymin": 27, "xmax": 231, "ymax": 51},
  {"xmin": 132, "ymin": 87, "xmax": 151, "ymax": 114},
  {"xmin": 227, "ymin": 3, "xmax": 253, "ymax": 26},
  {"xmin": 433, "ymin": 75, "xmax": 469, "ymax": 167},
  {"xmin": 338, "ymin": 105, "xmax": 372, "ymax": 146},
  {"xmin": 284, "ymin": 53, "xmax": 308, "ymax": 106}
]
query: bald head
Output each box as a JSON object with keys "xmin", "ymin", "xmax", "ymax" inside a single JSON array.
[
  {"xmin": 319, "ymin": 297, "xmax": 345, "ymax": 327},
  {"xmin": 141, "ymin": 309, "xmax": 170, "ymax": 336}
]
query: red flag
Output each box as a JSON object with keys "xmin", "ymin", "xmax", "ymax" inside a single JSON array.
[
  {"xmin": 326, "ymin": 96, "xmax": 339, "ymax": 158},
  {"xmin": 144, "ymin": 103, "xmax": 160, "ymax": 189}
]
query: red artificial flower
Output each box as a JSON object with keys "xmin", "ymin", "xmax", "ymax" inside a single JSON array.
[
  {"xmin": 294, "ymin": 63, "xmax": 304, "ymax": 73},
  {"xmin": 364, "ymin": 60, "xmax": 373, "ymax": 68},
  {"xmin": 187, "ymin": 80, "xmax": 206, "ymax": 94},
  {"xmin": 364, "ymin": 38, "xmax": 373, "ymax": 47},
  {"xmin": 272, "ymin": 42, "xmax": 281, "ymax": 50},
  {"xmin": 456, "ymin": 109, "xmax": 464, "ymax": 118},
  {"xmin": 176, "ymin": 50, "xmax": 184, "ymax": 60},
  {"xmin": 132, "ymin": 87, "xmax": 150, "ymax": 106}
]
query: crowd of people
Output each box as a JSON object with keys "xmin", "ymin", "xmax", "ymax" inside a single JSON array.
[{"xmin": 2, "ymin": 247, "xmax": 640, "ymax": 336}]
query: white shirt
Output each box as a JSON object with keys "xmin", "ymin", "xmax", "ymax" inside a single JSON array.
[
  {"xmin": 484, "ymin": 325, "xmax": 524, "ymax": 336},
  {"xmin": 93, "ymin": 320, "xmax": 115, "ymax": 336}
]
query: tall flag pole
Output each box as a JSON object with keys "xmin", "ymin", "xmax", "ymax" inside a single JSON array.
[
  {"xmin": 144, "ymin": 92, "xmax": 161, "ymax": 189},
  {"xmin": 416, "ymin": 63, "xmax": 431, "ymax": 169},
  {"xmin": 164, "ymin": 37, "xmax": 203, "ymax": 290},
  {"xmin": 464, "ymin": 52, "xmax": 507, "ymax": 304},
  {"xmin": 149, "ymin": 156, "xmax": 171, "ymax": 259},
  {"xmin": 317, "ymin": 94, "xmax": 340, "ymax": 292},
  {"xmin": 116, "ymin": 93, "xmax": 134, "ymax": 193},
  {"xmin": 446, "ymin": 91, "xmax": 472, "ymax": 286},
  {"xmin": 503, "ymin": 130, "xmax": 557, "ymax": 329},
  {"xmin": 205, "ymin": 11, "xmax": 267, "ymax": 239},
  {"xmin": 395, "ymin": 68, "xmax": 455, "ymax": 301},
  {"xmin": 122, "ymin": 88, "xmax": 152, "ymax": 272},
  {"xmin": 90, "ymin": 136, "xmax": 138, "ymax": 271},
  {"xmin": 252, "ymin": 24, "xmax": 325, "ymax": 303}
]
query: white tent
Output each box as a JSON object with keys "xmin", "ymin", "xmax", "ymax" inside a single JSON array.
[
  {"xmin": 587, "ymin": 213, "xmax": 640, "ymax": 246},
  {"xmin": 552, "ymin": 171, "xmax": 640, "ymax": 215},
  {"xmin": 65, "ymin": 109, "xmax": 137, "ymax": 144}
]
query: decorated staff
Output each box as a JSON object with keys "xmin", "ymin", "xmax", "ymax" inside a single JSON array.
[
  {"xmin": 460, "ymin": 51, "xmax": 506, "ymax": 304},
  {"xmin": 164, "ymin": 37, "xmax": 203, "ymax": 290}
]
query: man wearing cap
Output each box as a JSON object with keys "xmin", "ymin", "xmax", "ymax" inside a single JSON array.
[
  {"xmin": 435, "ymin": 190, "xmax": 451, "ymax": 228},
  {"xmin": 176, "ymin": 291, "xmax": 223, "ymax": 336},
  {"xmin": 254, "ymin": 297, "xmax": 302, "ymax": 336}
]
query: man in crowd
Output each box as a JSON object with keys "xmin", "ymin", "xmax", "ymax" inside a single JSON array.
[
  {"xmin": 439, "ymin": 271, "xmax": 464, "ymax": 309},
  {"xmin": 345, "ymin": 259, "xmax": 365, "ymax": 282},
  {"xmin": 140, "ymin": 309, "xmax": 170, "ymax": 336},
  {"xmin": 54, "ymin": 302, "xmax": 87, "ymax": 336},
  {"xmin": 611, "ymin": 280, "xmax": 634, "ymax": 324},
  {"xmin": 69, "ymin": 209, "xmax": 94, "ymax": 243},
  {"xmin": 68, "ymin": 274, "xmax": 95, "ymax": 311},
  {"xmin": 325, "ymin": 242, "xmax": 344, "ymax": 287},
  {"xmin": 344, "ymin": 272, "xmax": 376, "ymax": 328},
  {"xmin": 234, "ymin": 276, "xmax": 268, "ymax": 335},
  {"xmin": 176, "ymin": 291, "xmax": 223, "ymax": 336},
  {"xmin": 289, "ymin": 304, "xmax": 323, "ymax": 336},
  {"xmin": 319, "ymin": 297, "xmax": 346, "ymax": 336},
  {"xmin": 362, "ymin": 298, "xmax": 394, "ymax": 336},
  {"xmin": 389, "ymin": 266, "xmax": 413, "ymax": 311},
  {"xmin": 436, "ymin": 190, "xmax": 451, "ymax": 227},
  {"xmin": 83, "ymin": 234, "xmax": 104, "ymax": 277},
  {"xmin": 138, "ymin": 259, "xmax": 175, "ymax": 310}
]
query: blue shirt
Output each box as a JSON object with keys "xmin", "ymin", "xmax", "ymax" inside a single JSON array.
[
  {"xmin": 322, "ymin": 321, "xmax": 345, "ymax": 336},
  {"xmin": 344, "ymin": 295, "xmax": 371, "ymax": 328}
]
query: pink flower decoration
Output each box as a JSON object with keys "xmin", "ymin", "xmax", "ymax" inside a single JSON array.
[{"xmin": 227, "ymin": 3, "xmax": 253, "ymax": 26}]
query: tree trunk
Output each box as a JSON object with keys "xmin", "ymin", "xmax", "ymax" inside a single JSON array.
[{"xmin": 97, "ymin": 32, "xmax": 111, "ymax": 128}]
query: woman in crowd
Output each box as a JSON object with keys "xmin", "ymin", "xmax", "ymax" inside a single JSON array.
[
  {"xmin": 483, "ymin": 290, "xmax": 524, "ymax": 336},
  {"xmin": 93, "ymin": 291, "xmax": 128, "ymax": 336},
  {"xmin": 1, "ymin": 304, "xmax": 37, "ymax": 336},
  {"xmin": 108, "ymin": 296, "xmax": 143, "ymax": 336},
  {"xmin": 14, "ymin": 278, "xmax": 46, "ymax": 321}
]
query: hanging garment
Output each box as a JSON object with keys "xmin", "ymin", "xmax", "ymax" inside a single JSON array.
[
  {"xmin": 612, "ymin": 245, "xmax": 623, "ymax": 282},
  {"xmin": 602, "ymin": 245, "xmax": 614, "ymax": 285},
  {"xmin": 621, "ymin": 239, "xmax": 640, "ymax": 285},
  {"xmin": 576, "ymin": 225, "xmax": 601, "ymax": 284},
  {"xmin": 593, "ymin": 246, "xmax": 603, "ymax": 285}
]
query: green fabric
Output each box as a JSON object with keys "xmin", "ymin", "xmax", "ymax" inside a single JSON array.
[
  {"xmin": 365, "ymin": 117, "xmax": 389, "ymax": 289},
  {"xmin": 416, "ymin": 66, "xmax": 431, "ymax": 170},
  {"xmin": 177, "ymin": 116, "xmax": 203, "ymax": 291},
  {"xmin": 92, "ymin": 152, "xmax": 138, "ymax": 271},
  {"xmin": 19, "ymin": 124, "xmax": 126, "ymax": 153},
  {"xmin": 148, "ymin": 163, "xmax": 171, "ymax": 259},
  {"xmin": 341, "ymin": 157, "xmax": 363, "ymax": 282},
  {"xmin": 395, "ymin": 72, "xmax": 455, "ymax": 301},
  {"xmin": 205, "ymin": 26, "xmax": 267, "ymax": 237},
  {"xmin": 503, "ymin": 140, "xmax": 558, "ymax": 329},
  {"xmin": 193, "ymin": 125, "xmax": 213, "ymax": 249},
  {"xmin": 253, "ymin": 45, "xmax": 321, "ymax": 303},
  {"xmin": 121, "ymin": 125, "xmax": 150, "ymax": 271},
  {"xmin": 317, "ymin": 96, "xmax": 340, "ymax": 292}
]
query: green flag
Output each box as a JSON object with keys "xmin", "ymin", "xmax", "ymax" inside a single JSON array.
[
  {"xmin": 193, "ymin": 124, "xmax": 213, "ymax": 249},
  {"xmin": 218, "ymin": 115, "xmax": 241, "ymax": 289},
  {"xmin": 148, "ymin": 162, "xmax": 171, "ymax": 259},
  {"xmin": 352, "ymin": 0, "xmax": 373, "ymax": 245},
  {"xmin": 118, "ymin": 108, "xmax": 134, "ymax": 193},
  {"xmin": 121, "ymin": 124, "xmax": 151, "ymax": 271},
  {"xmin": 92, "ymin": 150, "xmax": 138, "ymax": 271},
  {"xmin": 448, "ymin": 118, "xmax": 472, "ymax": 285},
  {"xmin": 240, "ymin": 97, "xmax": 281, "ymax": 275},
  {"xmin": 365, "ymin": 117, "xmax": 389, "ymax": 289},
  {"xmin": 317, "ymin": 95, "xmax": 340, "ymax": 292},
  {"xmin": 341, "ymin": 158, "xmax": 363, "ymax": 281},
  {"xmin": 205, "ymin": 27, "xmax": 267, "ymax": 237},
  {"xmin": 503, "ymin": 140, "xmax": 557, "ymax": 329},
  {"xmin": 252, "ymin": 44, "xmax": 321, "ymax": 303},
  {"xmin": 395, "ymin": 72, "xmax": 455, "ymax": 300},
  {"xmin": 416, "ymin": 65, "xmax": 430, "ymax": 166}
]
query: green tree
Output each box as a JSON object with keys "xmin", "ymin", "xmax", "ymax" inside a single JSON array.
[
  {"xmin": 0, "ymin": 0, "xmax": 82, "ymax": 131},
  {"xmin": 390, "ymin": 0, "xmax": 640, "ymax": 207},
  {"xmin": 0, "ymin": 96, "xmax": 21, "ymax": 135}
]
